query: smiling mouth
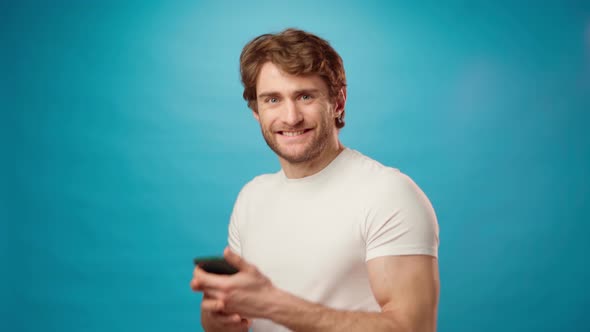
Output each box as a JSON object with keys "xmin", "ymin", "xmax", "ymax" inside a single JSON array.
[{"xmin": 278, "ymin": 129, "xmax": 311, "ymax": 137}]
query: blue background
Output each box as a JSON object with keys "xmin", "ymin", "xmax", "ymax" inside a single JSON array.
[{"xmin": 4, "ymin": 1, "xmax": 590, "ymax": 331}]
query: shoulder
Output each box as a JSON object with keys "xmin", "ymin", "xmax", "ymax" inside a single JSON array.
[
  {"xmin": 344, "ymin": 149, "xmax": 416, "ymax": 192},
  {"xmin": 342, "ymin": 149, "xmax": 434, "ymax": 217}
]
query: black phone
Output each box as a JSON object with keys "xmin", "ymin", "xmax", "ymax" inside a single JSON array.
[{"xmin": 193, "ymin": 256, "xmax": 239, "ymax": 275}]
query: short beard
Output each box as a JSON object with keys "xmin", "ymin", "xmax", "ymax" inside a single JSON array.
[{"xmin": 260, "ymin": 116, "xmax": 333, "ymax": 164}]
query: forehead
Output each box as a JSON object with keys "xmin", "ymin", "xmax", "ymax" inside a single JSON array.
[{"xmin": 256, "ymin": 62, "xmax": 328, "ymax": 96}]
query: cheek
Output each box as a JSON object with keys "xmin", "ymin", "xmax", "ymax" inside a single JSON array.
[
  {"xmin": 315, "ymin": 109, "xmax": 333, "ymax": 125},
  {"xmin": 258, "ymin": 115, "xmax": 276, "ymax": 131}
]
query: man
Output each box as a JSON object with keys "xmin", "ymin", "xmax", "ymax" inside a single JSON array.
[{"xmin": 190, "ymin": 28, "xmax": 440, "ymax": 332}]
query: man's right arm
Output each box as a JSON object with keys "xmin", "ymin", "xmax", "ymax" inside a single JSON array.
[{"xmin": 201, "ymin": 186, "xmax": 249, "ymax": 331}]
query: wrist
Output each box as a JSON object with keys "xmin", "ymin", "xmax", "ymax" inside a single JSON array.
[
  {"xmin": 264, "ymin": 287, "xmax": 322, "ymax": 327},
  {"xmin": 260, "ymin": 285, "xmax": 289, "ymax": 319}
]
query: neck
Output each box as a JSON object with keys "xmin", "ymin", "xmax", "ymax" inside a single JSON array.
[{"xmin": 279, "ymin": 140, "xmax": 344, "ymax": 179}]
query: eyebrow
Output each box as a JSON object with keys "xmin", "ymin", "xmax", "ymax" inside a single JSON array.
[{"xmin": 257, "ymin": 89, "xmax": 322, "ymax": 99}]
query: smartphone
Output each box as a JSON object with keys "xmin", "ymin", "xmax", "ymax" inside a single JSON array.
[{"xmin": 193, "ymin": 256, "xmax": 239, "ymax": 275}]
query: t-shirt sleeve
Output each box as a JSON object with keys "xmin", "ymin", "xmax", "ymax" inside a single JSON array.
[
  {"xmin": 364, "ymin": 172, "xmax": 439, "ymax": 261},
  {"xmin": 227, "ymin": 186, "xmax": 248, "ymax": 256},
  {"xmin": 227, "ymin": 207, "xmax": 242, "ymax": 255}
]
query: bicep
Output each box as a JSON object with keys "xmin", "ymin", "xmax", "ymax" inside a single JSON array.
[{"xmin": 367, "ymin": 255, "xmax": 440, "ymax": 330}]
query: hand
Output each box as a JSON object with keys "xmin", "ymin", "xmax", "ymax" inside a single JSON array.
[
  {"xmin": 191, "ymin": 264, "xmax": 252, "ymax": 330},
  {"xmin": 191, "ymin": 247, "xmax": 278, "ymax": 319},
  {"xmin": 202, "ymin": 292, "xmax": 252, "ymax": 331}
]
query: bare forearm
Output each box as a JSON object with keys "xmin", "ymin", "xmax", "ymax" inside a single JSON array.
[
  {"xmin": 266, "ymin": 290, "xmax": 430, "ymax": 332},
  {"xmin": 273, "ymin": 304, "xmax": 402, "ymax": 332}
]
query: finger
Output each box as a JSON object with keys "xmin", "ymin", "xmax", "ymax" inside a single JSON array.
[
  {"xmin": 205, "ymin": 303, "xmax": 250, "ymax": 327},
  {"xmin": 201, "ymin": 298, "xmax": 225, "ymax": 313},
  {"xmin": 203, "ymin": 289, "xmax": 225, "ymax": 300},
  {"xmin": 193, "ymin": 265, "xmax": 203, "ymax": 278},
  {"xmin": 190, "ymin": 266, "xmax": 207, "ymax": 291},
  {"xmin": 190, "ymin": 278, "xmax": 200, "ymax": 291},
  {"xmin": 193, "ymin": 267, "xmax": 231, "ymax": 290},
  {"xmin": 190, "ymin": 268, "xmax": 213, "ymax": 291},
  {"xmin": 210, "ymin": 311, "xmax": 246, "ymax": 326},
  {"xmin": 216, "ymin": 313, "xmax": 242, "ymax": 325},
  {"xmin": 224, "ymin": 247, "xmax": 249, "ymax": 271}
]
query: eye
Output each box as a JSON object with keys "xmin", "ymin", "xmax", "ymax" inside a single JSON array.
[
  {"xmin": 300, "ymin": 94, "xmax": 313, "ymax": 101},
  {"xmin": 268, "ymin": 97, "xmax": 279, "ymax": 103}
]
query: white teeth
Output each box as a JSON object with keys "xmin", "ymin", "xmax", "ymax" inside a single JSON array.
[{"xmin": 282, "ymin": 130, "xmax": 305, "ymax": 137}]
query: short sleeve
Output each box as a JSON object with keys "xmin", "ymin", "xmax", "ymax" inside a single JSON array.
[
  {"xmin": 364, "ymin": 172, "xmax": 439, "ymax": 261},
  {"xmin": 228, "ymin": 207, "xmax": 242, "ymax": 255},
  {"xmin": 227, "ymin": 185, "xmax": 249, "ymax": 256}
]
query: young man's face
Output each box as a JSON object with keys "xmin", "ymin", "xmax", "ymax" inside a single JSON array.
[{"xmin": 253, "ymin": 62, "xmax": 342, "ymax": 165}]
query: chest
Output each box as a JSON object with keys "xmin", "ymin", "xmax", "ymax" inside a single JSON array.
[{"xmin": 239, "ymin": 193, "xmax": 368, "ymax": 295}]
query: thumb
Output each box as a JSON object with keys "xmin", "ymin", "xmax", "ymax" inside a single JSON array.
[{"xmin": 224, "ymin": 247, "xmax": 249, "ymax": 271}]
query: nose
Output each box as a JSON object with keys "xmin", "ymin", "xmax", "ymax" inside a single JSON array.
[{"xmin": 282, "ymin": 99, "xmax": 303, "ymax": 126}]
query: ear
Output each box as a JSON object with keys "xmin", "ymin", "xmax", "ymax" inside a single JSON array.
[
  {"xmin": 252, "ymin": 110, "xmax": 260, "ymax": 122},
  {"xmin": 334, "ymin": 87, "xmax": 347, "ymax": 117}
]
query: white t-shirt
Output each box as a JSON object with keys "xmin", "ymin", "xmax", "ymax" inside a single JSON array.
[{"xmin": 228, "ymin": 148, "xmax": 439, "ymax": 331}]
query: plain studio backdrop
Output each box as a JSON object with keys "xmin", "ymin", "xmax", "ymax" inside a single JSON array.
[{"xmin": 3, "ymin": 1, "xmax": 589, "ymax": 331}]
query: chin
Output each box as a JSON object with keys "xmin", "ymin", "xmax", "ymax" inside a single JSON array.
[{"xmin": 277, "ymin": 146, "xmax": 320, "ymax": 164}]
